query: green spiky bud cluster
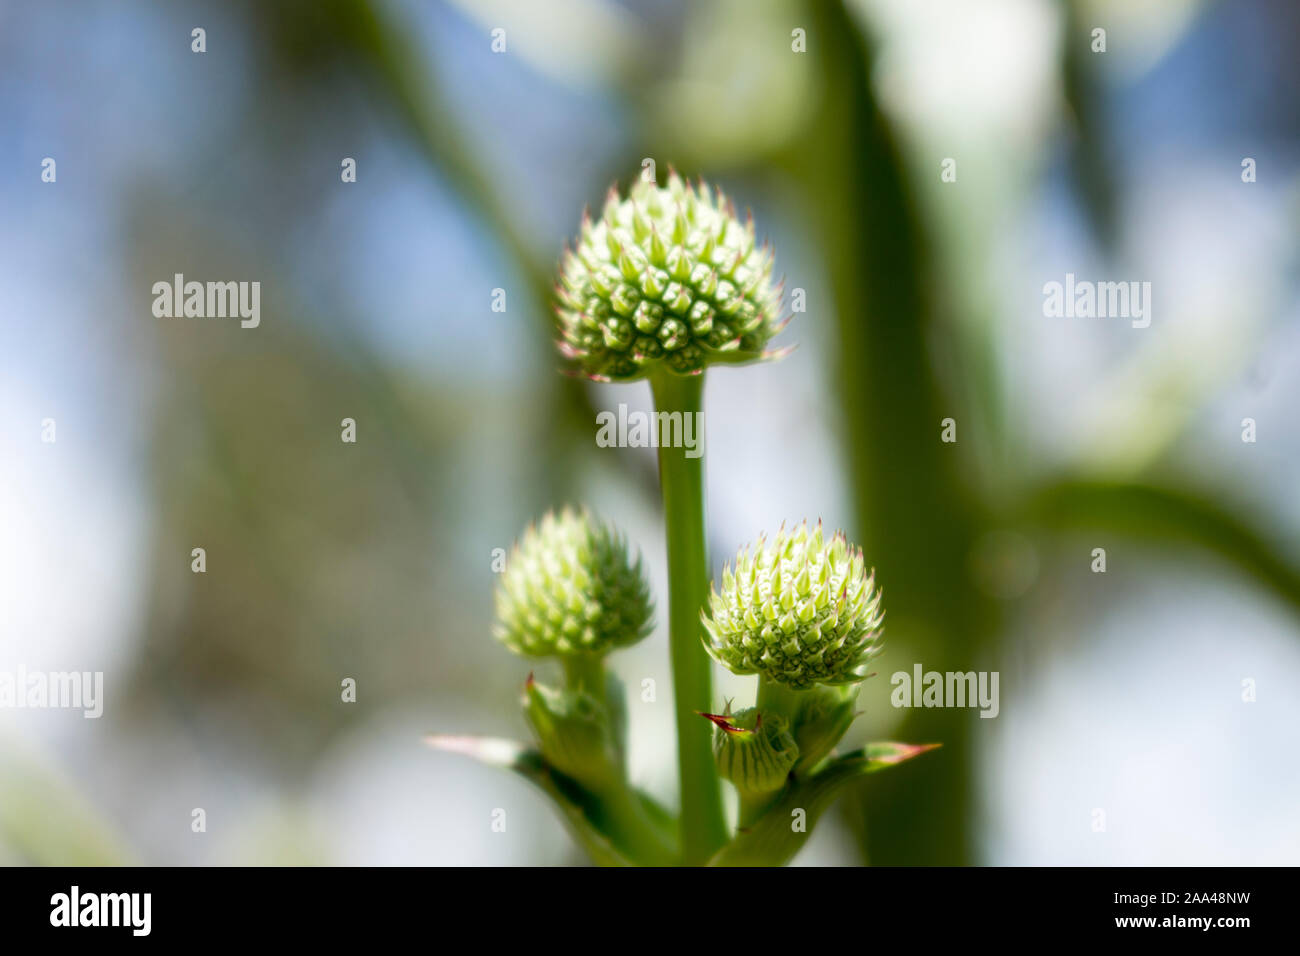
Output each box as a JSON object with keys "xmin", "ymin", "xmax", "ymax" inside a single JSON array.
[
  {"xmin": 702, "ymin": 522, "xmax": 884, "ymax": 690},
  {"xmin": 555, "ymin": 171, "xmax": 786, "ymax": 381},
  {"xmin": 706, "ymin": 707, "xmax": 797, "ymax": 799},
  {"xmin": 494, "ymin": 508, "xmax": 652, "ymax": 658}
]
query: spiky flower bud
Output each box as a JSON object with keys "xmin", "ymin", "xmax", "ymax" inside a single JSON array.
[
  {"xmin": 494, "ymin": 508, "xmax": 653, "ymax": 658},
  {"xmin": 702, "ymin": 522, "xmax": 884, "ymax": 690},
  {"xmin": 705, "ymin": 707, "xmax": 798, "ymax": 799},
  {"xmin": 555, "ymin": 171, "xmax": 786, "ymax": 381}
]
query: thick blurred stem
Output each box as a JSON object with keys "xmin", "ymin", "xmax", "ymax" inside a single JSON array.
[
  {"xmin": 561, "ymin": 654, "xmax": 605, "ymax": 696},
  {"xmin": 649, "ymin": 370, "xmax": 727, "ymax": 864},
  {"xmin": 595, "ymin": 783, "xmax": 678, "ymax": 866},
  {"xmin": 558, "ymin": 655, "xmax": 676, "ymax": 864},
  {"xmin": 737, "ymin": 790, "xmax": 782, "ymax": 831}
]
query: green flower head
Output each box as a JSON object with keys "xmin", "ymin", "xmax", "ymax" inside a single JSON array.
[
  {"xmin": 702, "ymin": 522, "xmax": 884, "ymax": 690},
  {"xmin": 494, "ymin": 508, "xmax": 653, "ymax": 658},
  {"xmin": 555, "ymin": 170, "xmax": 787, "ymax": 382}
]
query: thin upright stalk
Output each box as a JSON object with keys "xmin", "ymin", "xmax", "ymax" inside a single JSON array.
[{"xmin": 649, "ymin": 370, "xmax": 727, "ymax": 864}]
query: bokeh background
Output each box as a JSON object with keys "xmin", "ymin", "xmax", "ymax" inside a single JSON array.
[{"xmin": 3, "ymin": 0, "xmax": 1299, "ymax": 865}]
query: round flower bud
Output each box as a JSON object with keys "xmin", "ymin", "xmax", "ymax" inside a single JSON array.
[
  {"xmin": 494, "ymin": 508, "xmax": 653, "ymax": 658},
  {"xmin": 705, "ymin": 707, "xmax": 798, "ymax": 799},
  {"xmin": 554, "ymin": 171, "xmax": 787, "ymax": 381},
  {"xmin": 701, "ymin": 522, "xmax": 884, "ymax": 690}
]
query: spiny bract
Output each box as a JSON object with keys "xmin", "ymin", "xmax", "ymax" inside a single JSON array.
[
  {"xmin": 555, "ymin": 171, "xmax": 786, "ymax": 381},
  {"xmin": 702, "ymin": 522, "xmax": 884, "ymax": 689},
  {"xmin": 707, "ymin": 707, "xmax": 798, "ymax": 798},
  {"xmin": 494, "ymin": 508, "xmax": 653, "ymax": 658}
]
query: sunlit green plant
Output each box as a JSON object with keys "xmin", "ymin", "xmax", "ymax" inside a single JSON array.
[{"xmin": 429, "ymin": 171, "xmax": 936, "ymax": 866}]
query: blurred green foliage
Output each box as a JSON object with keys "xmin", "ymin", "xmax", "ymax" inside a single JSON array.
[{"xmin": 136, "ymin": 0, "xmax": 1300, "ymax": 864}]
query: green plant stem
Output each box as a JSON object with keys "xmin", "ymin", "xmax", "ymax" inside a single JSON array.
[
  {"xmin": 556, "ymin": 655, "xmax": 675, "ymax": 864},
  {"xmin": 593, "ymin": 783, "xmax": 678, "ymax": 866},
  {"xmin": 737, "ymin": 791, "xmax": 781, "ymax": 831},
  {"xmin": 756, "ymin": 677, "xmax": 802, "ymax": 723},
  {"xmin": 649, "ymin": 370, "xmax": 727, "ymax": 864},
  {"xmin": 736, "ymin": 677, "xmax": 805, "ymax": 830},
  {"xmin": 561, "ymin": 654, "xmax": 606, "ymax": 696}
]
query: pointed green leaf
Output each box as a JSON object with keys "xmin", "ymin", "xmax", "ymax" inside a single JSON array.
[
  {"xmin": 426, "ymin": 734, "xmax": 635, "ymax": 866},
  {"xmin": 708, "ymin": 742, "xmax": 940, "ymax": 867},
  {"xmin": 425, "ymin": 735, "xmax": 629, "ymax": 865}
]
